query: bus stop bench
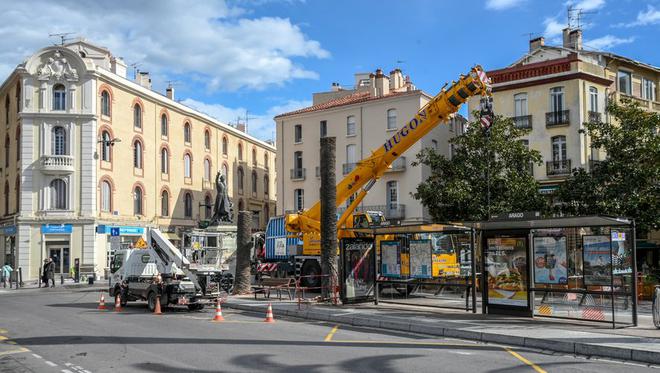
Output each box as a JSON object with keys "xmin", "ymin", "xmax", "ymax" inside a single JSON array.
[{"xmin": 252, "ymin": 278, "xmax": 295, "ymax": 300}]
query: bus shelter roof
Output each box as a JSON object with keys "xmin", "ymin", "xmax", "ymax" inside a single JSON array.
[
  {"xmin": 460, "ymin": 215, "xmax": 632, "ymax": 231},
  {"xmin": 343, "ymin": 222, "xmax": 472, "ymax": 235}
]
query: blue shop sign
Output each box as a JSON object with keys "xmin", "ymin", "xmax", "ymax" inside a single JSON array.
[
  {"xmin": 2, "ymin": 225, "xmax": 16, "ymax": 236},
  {"xmin": 42, "ymin": 224, "xmax": 73, "ymax": 234},
  {"xmin": 96, "ymin": 225, "xmax": 145, "ymax": 236}
]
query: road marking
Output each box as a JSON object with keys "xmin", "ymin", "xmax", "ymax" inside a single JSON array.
[
  {"xmin": 505, "ymin": 348, "xmax": 547, "ymax": 373},
  {"xmin": 45, "ymin": 360, "xmax": 58, "ymax": 367},
  {"xmin": 329, "ymin": 340, "xmax": 478, "ymax": 347},
  {"xmin": 64, "ymin": 362, "xmax": 73, "ymax": 366},
  {"xmin": 0, "ymin": 347, "xmax": 29, "ymax": 356},
  {"xmin": 6, "ymin": 341, "xmax": 16, "ymax": 345},
  {"xmin": 32, "ymin": 353, "xmax": 42, "ymax": 359},
  {"xmin": 62, "ymin": 370, "xmax": 74, "ymax": 373},
  {"xmin": 324, "ymin": 325, "xmax": 340, "ymax": 342},
  {"xmin": 0, "ymin": 328, "xmax": 7, "ymax": 333},
  {"xmin": 0, "ymin": 335, "xmax": 7, "ymax": 341}
]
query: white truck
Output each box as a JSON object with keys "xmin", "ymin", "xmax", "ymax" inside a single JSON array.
[{"xmin": 109, "ymin": 228, "xmax": 207, "ymax": 311}]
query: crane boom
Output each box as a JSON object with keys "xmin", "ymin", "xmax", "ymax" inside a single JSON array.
[{"xmin": 286, "ymin": 66, "xmax": 492, "ymax": 234}]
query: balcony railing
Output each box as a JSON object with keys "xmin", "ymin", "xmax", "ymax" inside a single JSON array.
[
  {"xmin": 546, "ymin": 110, "xmax": 570, "ymax": 127},
  {"xmin": 588, "ymin": 111, "xmax": 602, "ymax": 123},
  {"xmin": 387, "ymin": 157, "xmax": 406, "ymax": 172},
  {"xmin": 512, "ymin": 115, "xmax": 532, "ymax": 129},
  {"xmin": 290, "ymin": 168, "xmax": 306, "ymax": 180},
  {"xmin": 342, "ymin": 163, "xmax": 357, "ymax": 175},
  {"xmin": 546, "ymin": 159, "xmax": 571, "ymax": 176},
  {"xmin": 40, "ymin": 155, "xmax": 74, "ymax": 174}
]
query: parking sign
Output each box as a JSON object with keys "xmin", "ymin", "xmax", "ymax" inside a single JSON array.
[{"xmin": 110, "ymin": 227, "xmax": 120, "ymax": 237}]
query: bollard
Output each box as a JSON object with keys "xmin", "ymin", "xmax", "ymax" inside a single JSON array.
[
  {"xmin": 61, "ymin": 274, "xmax": 64, "ymax": 285},
  {"xmin": 18, "ymin": 267, "xmax": 23, "ymax": 287}
]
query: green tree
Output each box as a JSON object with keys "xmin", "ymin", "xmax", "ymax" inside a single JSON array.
[
  {"xmin": 556, "ymin": 99, "xmax": 660, "ymax": 234},
  {"xmin": 413, "ymin": 115, "xmax": 548, "ymax": 222}
]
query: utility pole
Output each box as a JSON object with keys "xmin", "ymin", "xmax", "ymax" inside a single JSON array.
[{"xmin": 320, "ymin": 137, "xmax": 338, "ymax": 301}]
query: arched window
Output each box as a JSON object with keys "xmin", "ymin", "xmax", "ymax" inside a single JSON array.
[
  {"xmin": 252, "ymin": 148, "xmax": 257, "ymax": 166},
  {"xmin": 263, "ymin": 204, "xmax": 270, "ymax": 220},
  {"xmin": 15, "ymin": 82, "xmax": 20, "ymax": 113},
  {"xmin": 50, "ymin": 179, "xmax": 67, "ymax": 210},
  {"xmin": 204, "ymin": 194, "xmax": 212, "ymax": 219},
  {"xmin": 238, "ymin": 143, "xmax": 243, "ymax": 160},
  {"xmin": 52, "ymin": 127, "xmax": 67, "ymax": 155},
  {"xmin": 52, "ymin": 84, "xmax": 66, "ymax": 111},
  {"xmin": 133, "ymin": 104, "xmax": 142, "ymax": 130},
  {"xmin": 15, "ymin": 127, "xmax": 20, "ymax": 161},
  {"xmin": 101, "ymin": 180, "xmax": 111, "ymax": 212},
  {"xmin": 161, "ymin": 189, "xmax": 169, "ymax": 216},
  {"xmin": 3, "ymin": 181, "xmax": 8, "ymax": 214},
  {"xmin": 387, "ymin": 108, "xmax": 397, "ymax": 130},
  {"xmin": 101, "ymin": 131, "xmax": 111, "ymax": 162},
  {"xmin": 238, "ymin": 199, "xmax": 244, "ymax": 212},
  {"xmin": 161, "ymin": 114, "xmax": 168, "ymax": 137},
  {"xmin": 184, "ymin": 153, "xmax": 192, "ymax": 178},
  {"xmin": 237, "ymin": 167, "xmax": 244, "ymax": 193},
  {"xmin": 222, "ymin": 136, "xmax": 228, "ymax": 155},
  {"xmin": 251, "ymin": 171, "xmax": 257, "ymax": 194},
  {"xmin": 184, "ymin": 122, "xmax": 191, "ymax": 143},
  {"xmin": 222, "ymin": 163, "xmax": 229, "ymax": 184},
  {"xmin": 264, "ymin": 153, "xmax": 269, "ymax": 170},
  {"xmin": 101, "ymin": 90, "xmax": 110, "ymax": 116},
  {"xmin": 184, "ymin": 192, "xmax": 193, "ymax": 218},
  {"xmin": 133, "ymin": 140, "xmax": 143, "ymax": 169},
  {"xmin": 264, "ymin": 175, "xmax": 269, "ymax": 196},
  {"xmin": 204, "ymin": 158, "xmax": 211, "ymax": 181},
  {"xmin": 4, "ymin": 136, "xmax": 8, "ymax": 167},
  {"xmin": 204, "ymin": 130, "xmax": 210, "ymax": 150},
  {"xmin": 14, "ymin": 178, "xmax": 19, "ymax": 213},
  {"xmin": 4, "ymin": 96, "xmax": 8, "ymax": 125},
  {"xmin": 133, "ymin": 186, "xmax": 143, "ymax": 215},
  {"xmin": 161, "ymin": 148, "xmax": 169, "ymax": 174}
]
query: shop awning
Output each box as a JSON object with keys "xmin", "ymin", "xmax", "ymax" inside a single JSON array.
[
  {"xmin": 637, "ymin": 240, "xmax": 660, "ymax": 250},
  {"xmin": 538, "ymin": 184, "xmax": 559, "ymax": 195}
]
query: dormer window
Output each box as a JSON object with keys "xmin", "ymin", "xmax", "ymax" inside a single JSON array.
[{"xmin": 52, "ymin": 84, "xmax": 66, "ymax": 111}]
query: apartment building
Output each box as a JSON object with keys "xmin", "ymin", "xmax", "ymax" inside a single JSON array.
[
  {"xmin": 275, "ymin": 68, "xmax": 464, "ymax": 224},
  {"xmin": 467, "ymin": 27, "xmax": 659, "ymax": 195},
  {"xmin": 0, "ymin": 39, "xmax": 276, "ymax": 281}
]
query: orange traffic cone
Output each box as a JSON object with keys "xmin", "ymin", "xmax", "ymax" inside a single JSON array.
[
  {"xmin": 153, "ymin": 295, "xmax": 163, "ymax": 315},
  {"xmin": 264, "ymin": 303, "xmax": 275, "ymax": 323},
  {"xmin": 212, "ymin": 299, "xmax": 224, "ymax": 322},
  {"xmin": 114, "ymin": 294, "xmax": 122, "ymax": 312},
  {"xmin": 97, "ymin": 293, "xmax": 107, "ymax": 310}
]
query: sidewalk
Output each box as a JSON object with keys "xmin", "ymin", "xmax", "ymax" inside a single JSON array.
[
  {"xmin": 224, "ymin": 296, "xmax": 660, "ymax": 365},
  {"xmin": 0, "ymin": 278, "xmax": 107, "ymax": 293}
]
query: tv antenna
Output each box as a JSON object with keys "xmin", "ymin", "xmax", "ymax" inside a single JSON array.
[
  {"xmin": 568, "ymin": 5, "xmax": 597, "ymax": 29},
  {"xmin": 128, "ymin": 62, "xmax": 142, "ymax": 80},
  {"xmin": 243, "ymin": 110, "xmax": 257, "ymax": 133},
  {"xmin": 49, "ymin": 32, "xmax": 75, "ymax": 46}
]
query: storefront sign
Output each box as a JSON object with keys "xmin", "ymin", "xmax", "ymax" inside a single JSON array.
[
  {"xmin": 96, "ymin": 225, "xmax": 145, "ymax": 236},
  {"xmin": 489, "ymin": 211, "xmax": 541, "ymax": 221},
  {"xmin": 2, "ymin": 225, "xmax": 16, "ymax": 236},
  {"xmin": 380, "ymin": 241, "xmax": 401, "ymax": 278},
  {"xmin": 409, "ymin": 240, "xmax": 432, "ymax": 279},
  {"xmin": 533, "ymin": 236, "xmax": 567, "ymax": 285},
  {"xmin": 583, "ymin": 235, "xmax": 612, "ymax": 286},
  {"xmin": 41, "ymin": 224, "xmax": 72, "ymax": 234}
]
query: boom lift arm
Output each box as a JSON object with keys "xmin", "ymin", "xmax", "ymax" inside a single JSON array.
[{"xmin": 285, "ymin": 66, "xmax": 492, "ymax": 234}]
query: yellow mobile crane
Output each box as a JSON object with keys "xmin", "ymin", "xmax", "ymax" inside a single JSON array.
[{"xmin": 263, "ymin": 66, "xmax": 492, "ymax": 288}]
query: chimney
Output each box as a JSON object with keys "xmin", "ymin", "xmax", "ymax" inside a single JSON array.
[
  {"xmin": 166, "ymin": 84, "xmax": 175, "ymax": 100},
  {"xmin": 136, "ymin": 71, "xmax": 152, "ymax": 90},
  {"xmin": 374, "ymin": 68, "xmax": 390, "ymax": 97},
  {"xmin": 331, "ymin": 82, "xmax": 342, "ymax": 92},
  {"xmin": 389, "ymin": 68, "xmax": 404, "ymax": 91},
  {"xmin": 110, "ymin": 57, "xmax": 127, "ymax": 78},
  {"xmin": 237, "ymin": 123, "xmax": 246, "ymax": 133},
  {"xmin": 562, "ymin": 28, "xmax": 583, "ymax": 50},
  {"xmin": 529, "ymin": 36, "xmax": 545, "ymax": 52}
]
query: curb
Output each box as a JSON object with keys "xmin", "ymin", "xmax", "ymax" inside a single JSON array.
[{"xmin": 224, "ymin": 302, "xmax": 660, "ymax": 366}]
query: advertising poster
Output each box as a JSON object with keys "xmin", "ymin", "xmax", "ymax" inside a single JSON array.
[
  {"xmin": 409, "ymin": 240, "xmax": 432, "ymax": 279},
  {"xmin": 611, "ymin": 231, "xmax": 632, "ymax": 275},
  {"xmin": 486, "ymin": 238, "xmax": 527, "ymax": 307},
  {"xmin": 533, "ymin": 236, "xmax": 568, "ymax": 285},
  {"xmin": 583, "ymin": 235, "xmax": 612, "ymax": 285},
  {"xmin": 343, "ymin": 240, "xmax": 375, "ymax": 301},
  {"xmin": 380, "ymin": 241, "xmax": 401, "ymax": 278}
]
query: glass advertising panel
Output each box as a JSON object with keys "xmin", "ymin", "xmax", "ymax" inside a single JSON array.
[
  {"xmin": 380, "ymin": 241, "xmax": 401, "ymax": 278},
  {"xmin": 409, "ymin": 239, "xmax": 432, "ymax": 279},
  {"xmin": 583, "ymin": 235, "xmax": 612, "ymax": 286},
  {"xmin": 342, "ymin": 239, "xmax": 375, "ymax": 303},
  {"xmin": 533, "ymin": 236, "xmax": 568, "ymax": 285},
  {"xmin": 486, "ymin": 238, "xmax": 527, "ymax": 307}
]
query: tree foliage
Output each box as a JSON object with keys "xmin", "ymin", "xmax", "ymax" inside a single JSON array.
[
  {"xmin": 556, "ymin": 99, "xmax": 660, "ymax": 234},
  {"xmin": 413, "ymin": 115, "xmax": 548, "ymax": 222}
]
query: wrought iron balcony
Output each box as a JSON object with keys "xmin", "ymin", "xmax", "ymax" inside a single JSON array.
[
  {"xmin": 386, "ymin": 157, "xmax": 406, "ymax": 172},
  {"xmin": 588, "ymin": 111, "xmax": 602, "ymax": 123},
  {"xmin": 40, "ymin": 155, "xmax": 74, "ymax": 174},
  {"xmin": 290, "ymin": 168, "xmax": 306, "ymax": 180},
  {"xmin": 546, "ymin": 159, "xmax": 571, "ymax": 176},
  {"xmin": 342, "ymin": 163, "xmax": 357, "ymax": 175},
  {"xmin": 546, "ymin": 110, "xmax": 570, "ymax": 127},
  {"xmin": 512, "ymin": 115, "xmax": 532, "ymax": 129}
]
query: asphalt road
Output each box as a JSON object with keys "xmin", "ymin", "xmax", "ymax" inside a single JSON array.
[{"xmin": 0, "ymin": 288, "xmax": 656, "ymax": 373}]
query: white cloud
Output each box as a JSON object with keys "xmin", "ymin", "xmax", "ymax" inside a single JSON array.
[
  {"xmin": 584, "ymin": 35, "xmax": 635, "ymax": 50},
  {"xmin": 181, "ymin": 98, "xmax": 311, "ymax": 141},
  {"xmin": 565, "ymin": 0, "xmax": 605, "ymax": 11},
  {"xmin": 0, "ymin": 0, "xmax": 329, "ymax": 91},
  {"xmin": 543, "ymin": 18, "xmax": 566, "ymax": 37},
  {"xmin": 616, "ymin": 5, "xmax": 660, "ymax": 27},
  {"xmin": 485, "ymin": 0, "xmax": 525, "ymax": 10}
]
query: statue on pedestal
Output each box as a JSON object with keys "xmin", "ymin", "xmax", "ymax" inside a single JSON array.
[{"xmin": 209, "ymin": 171, "xmax": 233, "ymax": 225}]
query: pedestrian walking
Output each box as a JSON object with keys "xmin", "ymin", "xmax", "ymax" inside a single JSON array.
[
  {"xmin": 45, "ymin": 257, "xmax": 55, "ymax": 288},
  {"xmin": 41, "ymin": 259, "xmax": 48, "ymax": 288},
  {"xmin": 1, "ymin": 262, "xmax": 12, "ymax": 288}
]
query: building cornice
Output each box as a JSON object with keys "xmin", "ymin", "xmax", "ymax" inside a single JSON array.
[
  {"xmin": 492, "ymin": 72, "xmax": 613, "ymax": 93},
  {"xmin": 96, "ymin": 68, "xmax": 276, "ymax": 152},
  {"xmin": 20, "ymin": 112, "xmax": 97, "ymax": 120}
]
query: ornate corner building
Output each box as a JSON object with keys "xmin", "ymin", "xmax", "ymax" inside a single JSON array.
[{"xmin": 0, "ymin": 39, "xmax": 276, "ymax": 281}]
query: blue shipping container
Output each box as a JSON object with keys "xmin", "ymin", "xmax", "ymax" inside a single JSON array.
[{"xmin": 265, "ymin": 216, "xmax": 301, "ymax": 260}]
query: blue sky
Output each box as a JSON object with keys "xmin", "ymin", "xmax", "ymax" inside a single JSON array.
[{"xmin": 1, "ymin": 0, "xmax": 658, "ymax": 141}]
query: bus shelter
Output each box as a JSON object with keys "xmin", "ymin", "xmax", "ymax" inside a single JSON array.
[
  {"xmin": 339, "ymin": 223, "xmax": 478, "ymax": 312},
  {"xmin": 463, "ymin": 215, "xmax": 637, "ymax": 327}
]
